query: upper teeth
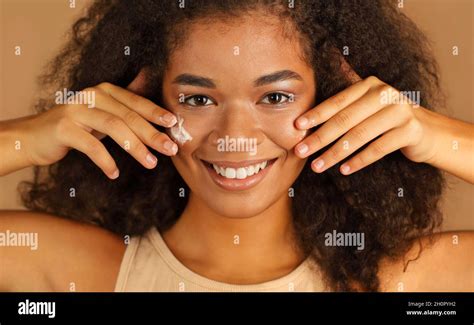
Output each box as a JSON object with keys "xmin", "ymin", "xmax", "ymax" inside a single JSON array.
[{"xmin": 212, "ymin": 161, "xmax": 268, "ymax": 179}]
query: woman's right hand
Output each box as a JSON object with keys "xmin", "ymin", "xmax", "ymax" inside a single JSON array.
[{"xmin": 0, "ymin": 79, "xmax": 178, "ymax": 179}]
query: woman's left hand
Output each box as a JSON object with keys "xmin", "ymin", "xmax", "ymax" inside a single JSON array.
[{"xmin": 293, "ymin": 74, "xmax": 474, "ymax": 183}]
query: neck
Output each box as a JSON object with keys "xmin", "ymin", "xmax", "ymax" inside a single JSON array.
[{"xmin": 162, "ymin": 192, "xmax": 305, "ymax": 284}]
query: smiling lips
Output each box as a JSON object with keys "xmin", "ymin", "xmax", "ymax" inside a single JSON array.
[
  {"xmin": 213, "ymin": 160, "xmax": 268, "ymax": 179},
  {"xmin": 202, "ymin": 158, "xmax": 277, "ymax": 191}
]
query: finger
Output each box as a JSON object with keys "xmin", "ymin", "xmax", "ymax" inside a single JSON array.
[
  {"xmin": 93, "ymin": 82, "xmax": 177, "ymax": 128},
  {"xmin": 295, "ymin": 76, "xmax": 380, "ymax": 130},
  {"xmin": 309, "ymin": 105, "xmax": 405, "ymax": 173},
  {"xmin": 295, "ymin": 84, "xmax": 387, "ymax": 158},
  {"xmin": 73, "ymin": 107, "xmax": 158, "ymax": 169},
  {"xmin": 61, "ymin": 121, "xmax": 119, "ymax": 179},
  {"xmin": 339, "ymin": 127, "xmax": 411, "ymax": 175},
  {"xmin": 92, "ymin": 89, "xmax": 178, "ymax": 156}
]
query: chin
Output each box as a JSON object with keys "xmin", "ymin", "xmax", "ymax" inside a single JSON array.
[{"xmin": 202, "ymin": 192, "xmax": 277, "ymax": 219}]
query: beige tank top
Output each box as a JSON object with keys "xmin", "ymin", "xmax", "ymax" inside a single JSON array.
[{"xmin": 114, "ymin": 227, "xmax": 328, "ymax": 292}]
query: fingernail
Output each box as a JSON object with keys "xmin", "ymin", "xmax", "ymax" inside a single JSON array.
[
  {"xmin": 297, "ymin": 117, "xmax": 308, "ymax": 128},
  {"xmin": 164, "ymin": 140, "xmax": 178, "ymax": 155},
  {"xmin": 340, "ymin": 164, "xmax": 350, "ymax": 174},
  {"xmin": 146, "ymin": 153, "xmax": 158, "ymax": 167},
  {"xmin": 160, "ymin": 113, "xmax": 177, "ymax": 126},
  {"xmin": 110, "ymin": 169, "xmax": 120, "ymax": 179},
  {"xmin": 296, "ymin": 143, "xmax": 309, "ymax": 155},
  {"xmin": 313, "ymin": 159, "xmax": 325, "ymax": 171}
]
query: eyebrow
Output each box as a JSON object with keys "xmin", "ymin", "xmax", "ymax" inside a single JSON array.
[
  {"xmin": 172, "ymin": 69, "xmax": 303, "ymax": 89},
  {"xmin": 172, "ymin": 74, "xmax": 216, "ymax": 88},
  {"xmin": 253, "ymin": 70, "xmax": 303, "ymax": 87}
]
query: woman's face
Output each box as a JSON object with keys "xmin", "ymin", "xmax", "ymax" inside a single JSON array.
[{"xmin": 162, "ymin": 15, "xmax": 316, "ymax": 218}]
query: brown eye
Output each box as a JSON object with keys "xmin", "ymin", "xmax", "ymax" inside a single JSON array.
[
  {"xmin": 184, "ymin": 95, "xmax": 215, "ymax": 107},
  {"xmin": 260, "ymin": 92, "xmax": 291, "ymax": 105}
]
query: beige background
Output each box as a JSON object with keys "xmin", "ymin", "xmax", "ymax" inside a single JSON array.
[{"xmin": 0, "ymin": 0, "xmax": 472, "ymax": 230}]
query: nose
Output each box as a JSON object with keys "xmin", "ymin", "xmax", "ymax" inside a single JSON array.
[{"xmin": 207, "ymin": 101, "xmax": 265, "ymax": 152}]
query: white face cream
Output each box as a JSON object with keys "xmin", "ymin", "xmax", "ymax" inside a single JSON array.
[{"xmin": 169, "ymin": 114, "xmax": 193, "ymax": 145}]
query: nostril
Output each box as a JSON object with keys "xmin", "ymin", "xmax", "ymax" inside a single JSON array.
[{"xmin": 207, "ymin": 132, "xmax": 222, "ymax": 146}]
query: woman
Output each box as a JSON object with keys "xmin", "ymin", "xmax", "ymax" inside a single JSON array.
[{"xmin": 0, "ymin": 0, "xmax": 472, "ymax": 292}]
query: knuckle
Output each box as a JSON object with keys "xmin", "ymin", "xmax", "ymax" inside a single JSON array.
[
  {"xmin": 123, "ymin": 110, "xmax": 141, "ymax": 125},
  {"xmin": 81, "ymin": 87, "xmax": 99, "ymax": 105},
  {"xmin": 55, "ymin": 117, "xmax": 72, "ymax": 137},
  {"xmin": 59, "ymin": 104, "xmax": 75, "ymax": 116},
  {"xmin": 150, "ymin": 131, "xmax": 165, "ymax": 145},
  {"xmin": 128, "ymin": 92, "xmax": 142, "ymax": 106},
  {"xmin": 82, "ymin": 87, "xmax": 98, "ymax": 98},
  {"xmin": 311, "ymin": 109, "xmax": 323, "ymax": 124},
  {"xmin": 406, "ymin": 120, "xmax": 423, "ymax": 144},
  {"xmin": 351, "ymin": 126, "xmax": 367, "ymax": 142},
  {"xmin": 331, "ymin": 93, "xmax": 347, "ymax": 110},
  {"xmin": 352, "ymin": 154, "xmax": 366, "ymax": 168},
  {"xmin": 97, "ymin": 82, "xmax": 112, "ymax": 92},
  {"xmin": 370, "ymin": 140, "xmax": 385, "ymax": 157},
  {"xmin": 82, "ymin": 86, "xmax": 96, "ymax": 93},
  {"xmin": 129, "ymin": 140, "xmax": 143, "ymax": 154},
  {"xmin": 309, "ymin": 131, "xmax": 324, "ymax": 148},
  {"xmin": 85, "ymin": 139, "xmax": 103, "ymax": 156},
  {"xmin": 132, "ymin": 142, "xmax": 148, "ymax": 158},
  {"xmin": 377, "ymin": 84, "xmax": 393, "ymax": 96},
  {"xmin": 329, "ymin": 145, "xmax": 341, "ymax": 161},
  {"xmin": 366, "ymin": 75, "xmax": 380, "ymax": 85},
  {"xmin": 402, "ymin": 104, "xmax": 415, "ymax": 120},
  {"xmin": 103, "ymin": 115, "xmax": 125, "ymax": 130},
  {"xmin": 151, "ymin": 108, "xmax": 163, "ymax": 122},
  {"xmin": 394, "ymin": 104, "xmax": 413, "ymax": 124},
  {"xmin": 410, "ymin": 119, "xmax": 423, "ymax": 135},
  {"xmin": 333, "ymin": 111, "xmax": 351, "ymax": 129}
]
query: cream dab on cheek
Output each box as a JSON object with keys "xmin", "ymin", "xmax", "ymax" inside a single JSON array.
[{"xmin": 169, "ymin": 114, "xmax": 193, "ymax": 145}]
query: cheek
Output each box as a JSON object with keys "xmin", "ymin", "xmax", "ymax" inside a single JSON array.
[
  {"xmin": 166, "ymin": 113, "xmax": 213, "ymax": 148},
  {"xmin": 165, "ymin": 112, "xmax": 214, "ymax": 173},
  {"xmin": 259, "ymin": 92, "xmax": 315, "ymax": 150},
  {"xmin": 259, "ymin": 111, "xmax": 308, "ymax": 150}
]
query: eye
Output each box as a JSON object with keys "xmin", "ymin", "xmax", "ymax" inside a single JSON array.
[
  {"xmin": 260, "ymin": 92, "xmax": 293, "ymax": 105},
  {"xmin": 184, "ymin": 95, "xmax": 215, "ymax": 107}
]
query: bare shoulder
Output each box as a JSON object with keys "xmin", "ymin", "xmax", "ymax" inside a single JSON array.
[
  {"xmin": 0, "ymin": 210, "xmax": 126, "ymax": 292},
  {"xmin": 378, "ymin": 231, "xmax": 474, "ymax": 292}
]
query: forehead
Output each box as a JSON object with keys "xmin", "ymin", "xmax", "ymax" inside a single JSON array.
[{"xmin": 165, "ymin": 15, "xmax": 312, "ymax": 83}]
